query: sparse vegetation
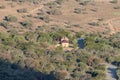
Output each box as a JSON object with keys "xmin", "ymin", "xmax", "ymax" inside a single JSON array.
[
  {"xmin": 110, "ymin": 0, "xmax": 118, "ymax": 4},
  {"xmin": 88, "ymin": 22, "xmax": 99, "ymax": 26},
  {"xmin": 20, "ymin": 20, "xmax": 33, "ymax": 28},
  {"xmin": 0, "ymin": 21, "xmax": 9, "ymax": 29},
  {"xmin": 113, "ymin": 6, "xmax": 120, "ymax": 9},
  {"xmin": 117, "ymin": 68, "xmax": 120, "ymax": 80},
  {"xmin": 17, "ymin": 8, "xmax": 27, "ymax": 13},
  {"xmin": 0, "ymin": 5, "xmax": 5, "ymax": 9},
  {"xmin": 0, "ymin": 0, "xmax": 120, "ymax": 80},
  {"xmin": 4, "ymin": 15, "xmax": 17, "ymax": 22},
  {"xmin": 74, "ymin": 7, "xmax": 82, "ymax": 14},
  {"xmin": 47, "ymin": 9, "xmax": 62, "ymax": 15}
]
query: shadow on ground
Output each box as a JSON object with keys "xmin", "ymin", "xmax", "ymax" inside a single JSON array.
[{"xmin": 0, "ymin": 59, "xmax": 56, "ymax": 80}]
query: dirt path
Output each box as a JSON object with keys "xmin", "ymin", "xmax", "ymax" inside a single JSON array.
[
  {"xmin": 106, "ymin": 17, "xmax": 120, "ymax": 35},
  {"xmin": 25, "ymin": 0, "xmax": 56, "ymax": 15},
  {"xmin": 106, "ymin": 64, "xmax": 118, "ymax": 80},
  {"xmin": 28, "ymin": 5, "xmax": 44, "ymax": 14},
  {"xmin": 107, "ymin": 20, "xmax": 116, "ymax": 35}
]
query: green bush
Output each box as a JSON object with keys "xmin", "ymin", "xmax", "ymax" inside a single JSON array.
[
  {"xmin": 5, "ymin": 15, "xmax": 17, "ymax": 22},
  {"xmin": 113, "ymin": 6, "xmax": 120, "ymax": 9},
  {"xmin": 20, "ymin": 20, "xmax": 33, "ymax": 28},
  {"xmin": 0, "ymin": 21, "xmax": 9, "ymax": 29},
  {"xmin": 109, "ymin": 32, "xmax": 120, "ymax": 48}
]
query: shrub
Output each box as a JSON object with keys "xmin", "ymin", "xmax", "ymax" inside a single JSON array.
[
  {"xmin": 94, "ymin": 65, "xmax": 106, "ymax": 71},
  {"xmin": 39, "ymin": 15, "xmax": 50, "ymax": 23},
  {"xmin": 78, "ymin": 62, "xmax": 87, "ymax": 72},
  {"xmin": 74, "ymin": 8, "xmax": 81, "ymax": 14},
  {"xmin": 0, "ymin": 5, "xmax": 5, "ymax": 9},
  {"xmin": 47, "ymin": 9, "xmax": 62, "ymax": 15},
  {"xmin": 1, "ymin": 37, "xmax": 15, "ymax": 46},
  {"xmin": 20, "ymin": 20, "xmax": 33, "ymax": 28},
  {"xmin": 4, "ymin": 15, "xmax": 17, "ymax": 22},
  {"xmin": 109, "ymin": 32, "xmax": 120, "ymax": 48},
  {"xmin": 77, "ymin": 0, "xmax": 90, "ymax": 6},
  {"xmin": 113, "ymin": 6, "xmax": 120, "ymax": 9},
  {"xmin": 37, "ymin": 10, "xmax": 45, "ymax": 15},
  {"xmin": 17, "ymin": 8, "xmax": 27, "ymax": 13},
  {"xmin": 51, "ymin": 71, "xmax": 67, "ymax": 80},
  {"xmin": 46, "ymin": 1, "xmax": 58, "ymax": 9},
  {"xmin": 110, "ymin": 0, "xmax": 118, "ymax": 3},
  {"xmin": 117, "ymin": 68, "xmax": 120, "ymax": 80},
  {"xmin": 25, "ymin": 32, "xmax": 38, "ymax": 41},
  {"xmin": 88, "ymin": 22, "xmax": 99, "ymax": 26},
  {"xmin": 55, "ymin": 0, "xmax": 64, "ymax": 5},
  {"xmin": 0, "ymin": 21, "xmax": 9, "ymax": 29},
  {"xmin": 87, "ymin": 70, "xmax": 106, "ymax": 80}
]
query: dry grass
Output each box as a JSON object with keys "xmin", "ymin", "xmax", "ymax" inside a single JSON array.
[{"xmin": 0, "ymin": 0, "xmax": 120, "ymax": 34}]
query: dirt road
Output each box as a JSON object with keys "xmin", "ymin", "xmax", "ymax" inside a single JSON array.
[{"xmin": 106, "ymin": 17, "xmax": 120, "ymax": 35}]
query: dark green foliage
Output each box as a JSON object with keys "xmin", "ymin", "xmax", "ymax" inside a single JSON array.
[
  {"xmin": 37, "ymin": 32, "xmax": 52, "ymax": 43},
  {"xmin": 0, "ymin": 59, "xmax": 57, "ymax": 80},
  {"xmin": 0, "ymin": 29, "xmax": 119, "ymax": 80},
  {"xmin": 0, "ymin": 59, "xmax": 35, "ymax": 80},
  {"xmin": 1, "ymin": 37, "xmax": 15, "ymax": 46},
  {"xmin": 94, "ymin": 65, "xmax": 106, "ymax": 71},
  {"xmin": 85, "ymin": 34, "xmax": 104, "ymax": 50},
  {"xmin": 88, "ymin": 22, "xmax": 99, "ymax": 26},
  {"xmin": 24, "ymin": 31, "xmax": 38, "ymax": 41}
]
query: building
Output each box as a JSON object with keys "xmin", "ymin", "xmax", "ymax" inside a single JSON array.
[{"xmin": 61, "ymin": 37, "xmax": 69, "ymax": 48}]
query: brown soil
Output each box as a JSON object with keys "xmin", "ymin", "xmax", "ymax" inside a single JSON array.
[{"xmin": 0, "ymin": 0, "xmax": 120, "ymax": 34}]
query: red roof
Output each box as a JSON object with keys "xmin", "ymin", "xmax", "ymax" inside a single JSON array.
[{"xmin": 61, "ymin": 40, "xmax": 69, "ymax": 43}]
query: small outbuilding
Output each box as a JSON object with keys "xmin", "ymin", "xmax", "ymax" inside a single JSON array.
[{"xmin": 61, "ymin": 37, "xmax": 69, "ymax": 48}]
